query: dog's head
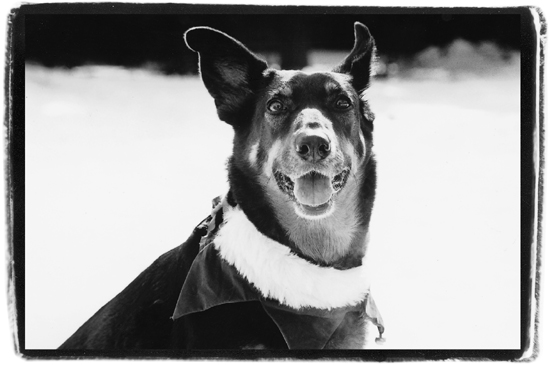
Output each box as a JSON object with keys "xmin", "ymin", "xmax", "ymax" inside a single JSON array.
[{"xmin": 185, "ymin": 23, "xmax": 376, "ymax": 266}]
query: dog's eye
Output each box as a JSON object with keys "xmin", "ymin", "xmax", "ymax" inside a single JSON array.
[
  {"xmin": 335, "ymin": 97, "xmax": 352, "ymax": 110},
  {"xmin": 267, "ymin": 100, "xmax": 286, "ymax": 114}
]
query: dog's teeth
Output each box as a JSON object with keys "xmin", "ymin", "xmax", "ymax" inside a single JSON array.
[{"xmin": 274, "ymin": 170, "xmax": 295, "ymax": 198}]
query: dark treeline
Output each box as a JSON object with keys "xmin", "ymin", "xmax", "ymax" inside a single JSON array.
[{"xmin": 25, "ymin": 12, "xmax": 520, "ymax": 74}]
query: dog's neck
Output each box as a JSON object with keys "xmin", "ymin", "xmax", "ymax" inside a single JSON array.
[
  {"xmin": 213, "ymin": 202, "xmax": 371, "ymax": 310},
  {"xmin": 228, "ymin": 160, "xmax": 376, "ymax": 269},
  {"xmin": 269, "ymin": 172, "xmax": 368, "ymax": 268}
]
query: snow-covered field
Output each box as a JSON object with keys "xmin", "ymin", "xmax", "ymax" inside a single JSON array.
[{"xmin": 24, "ymin": 45, "xmax": 520, "ymax": 350}]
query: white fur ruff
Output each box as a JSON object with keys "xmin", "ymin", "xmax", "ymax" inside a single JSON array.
[{"xmin": 213, "ymin": 205, "xmax": 370, "ymax": 310}]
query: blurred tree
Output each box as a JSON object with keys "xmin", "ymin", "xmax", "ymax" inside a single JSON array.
[{"xmin": 24, "ymin": 12, "xmax": 520, "ymax": 74}]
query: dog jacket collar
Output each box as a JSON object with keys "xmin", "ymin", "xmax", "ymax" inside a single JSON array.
[{"xmin": 172, "ymin": 196, "xmax": 385, "ymax": 349}]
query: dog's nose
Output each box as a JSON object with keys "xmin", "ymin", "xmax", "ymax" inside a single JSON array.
[{"xmin": 295, "ymin": 132, "xmax": 331, "ymax": 162}]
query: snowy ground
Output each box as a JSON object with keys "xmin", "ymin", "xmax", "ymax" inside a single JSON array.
[{"xmin": 24, "ymin": 46, "xmax": 520, "ymax": 350}]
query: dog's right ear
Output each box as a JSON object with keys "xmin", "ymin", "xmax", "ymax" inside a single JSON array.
[{"xmin": 185, "ymin": 27, "xmax": 268, "ymax": 125}]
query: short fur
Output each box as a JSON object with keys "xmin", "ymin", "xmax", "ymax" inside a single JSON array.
[{"xmin": 60, "ymin": 22, "xmax": 378, "ymax": 350}]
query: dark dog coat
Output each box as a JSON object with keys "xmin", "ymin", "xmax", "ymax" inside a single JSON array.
[
  {"xmin": 172, "ymin": 195, "xmax": 385, "ymax": 349},
  {"xmin": 60, "ymin": 194, "xmax": 384, "ymax": 350}
]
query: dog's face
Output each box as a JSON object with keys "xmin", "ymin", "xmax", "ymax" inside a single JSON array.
[
  {"xmin": 185, "ymin": 23, "xmax": 376, "ymax": 265},
  {"xmin": 254, "ymin": 70, "xmax": 372, "ymax": 220}
]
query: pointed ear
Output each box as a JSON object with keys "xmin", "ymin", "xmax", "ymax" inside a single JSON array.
[
  {"xmin": 332, "ymin": 22, "xmax": 376, "ymax": 93},
  {"xmin": 184, "ymin": 27, "xmax": 268, "ymax": 125}
]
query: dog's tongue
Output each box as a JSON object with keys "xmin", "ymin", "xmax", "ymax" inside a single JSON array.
[{"xmin": 294, "ymin": 173, "xmax": 333, "ymax": 206}]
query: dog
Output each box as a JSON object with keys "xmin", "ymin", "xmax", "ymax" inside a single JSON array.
[{"xmin": 59, "ymin": 21, "xmax": 383, "ymax": 350}]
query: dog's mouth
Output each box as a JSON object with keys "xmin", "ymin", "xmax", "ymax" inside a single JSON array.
[{"xmin": 273, "ymin": 168, "xmax": 350, "ymax": 217}]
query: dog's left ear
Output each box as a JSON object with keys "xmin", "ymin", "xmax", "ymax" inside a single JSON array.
[
  {"xmin": 185, "ymin": 27, "xmax": 268, "ymax": 125},
  {"xmin": 333, "ymin": 22, "xmax": 376, "ymax": 93}
]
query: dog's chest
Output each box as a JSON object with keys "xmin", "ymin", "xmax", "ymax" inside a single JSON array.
[
  {"xmin": 176, "ymin": 300, "xmax": 369, "ymax": 350},
  {"xmin": 174, "ymin": 301, "xmax": 287, "ymax": 349},
  {"xmin": 170, "ymin": 200, "xmax": 380, "ymax": 349}
]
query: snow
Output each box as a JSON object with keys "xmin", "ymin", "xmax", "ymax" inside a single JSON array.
[
  {"xmin": 24, "ymin": 49, "xmax": 520, "ymax": 350},
  {"xmin": 366, "ymin": 74, "xmax": 520, "ymax": 349}
]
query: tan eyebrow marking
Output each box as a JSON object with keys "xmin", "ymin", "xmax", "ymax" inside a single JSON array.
[
  {"xmin": 325, "ymin": 81, "xmax": 342, "ymax": 95},
  {"xmin": 268, "ymin": 85, "xmax": 292, "ymax": 98}
]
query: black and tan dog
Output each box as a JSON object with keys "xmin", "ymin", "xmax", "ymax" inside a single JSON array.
[{"xmin": 60, "ymin": 22, "xmax": 383, "ymax": 350}]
